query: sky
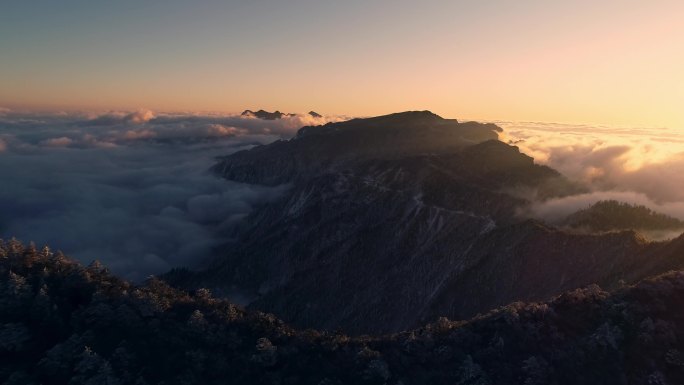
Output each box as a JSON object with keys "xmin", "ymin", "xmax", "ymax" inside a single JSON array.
[{"xmin": 0, "ymin": 0, "xmax": 682, "ymax": 128}]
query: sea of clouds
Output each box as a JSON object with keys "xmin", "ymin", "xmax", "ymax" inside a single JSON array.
[
  {"xmin": 2, "ymin": 108, "xmax": 684, "ymax": 279},
  {"xmin": 0, "ymin": 108, "xmax": 341, "ymax": 280},
  {"xmin": 496, "ymin": 120, "xmax": 684, "ymax": 224}
]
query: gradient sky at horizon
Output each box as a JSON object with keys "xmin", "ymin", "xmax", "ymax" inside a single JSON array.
[{"xmin": 1, "ymin": 0, "xmax": 682, "ymax": 127}]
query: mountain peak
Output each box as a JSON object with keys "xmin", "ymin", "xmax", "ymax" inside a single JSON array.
[
  {"xmin": 241, "ymin": 109, "xmax": 294, "ymax": 120},
  {"xmin": 350, "ymin": 110, "xmax": 447, "ymax": 125},
  {"xmin": 213, "ymin": 112, "xmax": 505, "ymax": 186},
  {"xmin": 292, "ymin": 110, "xmax": 499, "ymax": 141},
  {"xmin": 241, "ymin": 109, "xmax": 323, "ymax": 120}
]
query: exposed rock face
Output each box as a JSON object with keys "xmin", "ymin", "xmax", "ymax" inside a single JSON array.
[
  {"xmin": 308, "ymin": 111, "xmax": 322, "ymax": 118},
  {"xmin": 167, "ymin": 111, "xmax": 684, "ymax": 334}
]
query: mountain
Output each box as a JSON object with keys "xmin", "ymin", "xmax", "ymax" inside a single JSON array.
[
  {"xmin": 212, "ymin": 111, "xmax": 505, "ymax": 185},
  {"xmin": 563, "ymin": 200, "xmax": 684, "ymax": 232},
  {"xmin": 241, "ymin": 109, "xmax": 295, "ymax": 120},
  {"xmin": 3, "ymin": 240, "xmax": 684, "ymax": 385},
  {"xmin": 240, "ymin": 109, "xmax": 325, "ymax": 120},
  {"xmin": 167, "ymin": 111, "xmax": 684, "ymax": 334}
]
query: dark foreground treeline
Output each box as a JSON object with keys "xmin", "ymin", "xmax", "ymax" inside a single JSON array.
[{"xmin": 1, "ymin": 239, "xmax": 683, "ymax": 385}]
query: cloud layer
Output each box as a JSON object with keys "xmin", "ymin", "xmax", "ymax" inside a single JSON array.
[
  {"xmin": 497, "ymin": 120, "xmax": 684, "ymax": 225},
  {"xmin": 3, "ymin": 110, "xmax": 682, "ymax": 277},
  {"xmin": 0, "ymin": 110, "xmax": 340, "ymax": 280}
]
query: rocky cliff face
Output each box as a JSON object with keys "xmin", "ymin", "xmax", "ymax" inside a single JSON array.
[{"xmin": 167, "ymin": 111, "xmax": 684, "ymax": 334}]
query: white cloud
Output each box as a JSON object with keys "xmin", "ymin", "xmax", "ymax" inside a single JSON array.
[
  {"xmin": 40, "ymin": 136, "xmax": 74, "ymax": 147},
  {"xmin": 0, "ymin": 110, "xmax": 329, "ymax": 280},
  {"xmin": 126, "ymin": 109, "xmax": 155, "ymax": 124},
  {"xmin": 498, "ymin": 121, "xmax": 684, "ymax": 204}
]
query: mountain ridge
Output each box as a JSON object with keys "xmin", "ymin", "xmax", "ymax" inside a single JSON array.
[
  {"xmin": 168, "ymin": 111, "xmax": 684, "ymax": 334},
  {"xmin": 241, "ymin": 109, "xmax": 323, "ymax": 120},
  {"xmin": 212, "ymin": 111, "xmax": 504, "ymax": 186},
  {"xmin": 3, "ymin": 240, "xmax": 684, "ymax": 384}
]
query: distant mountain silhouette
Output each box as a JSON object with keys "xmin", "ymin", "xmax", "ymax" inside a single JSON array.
[
  {"xmin": 241, "ymin": 109, "xmax": 324, "ymax": 120},
  {"xmin": 241, "ymin": 109, "xmax": 295, "ymax": 120}
]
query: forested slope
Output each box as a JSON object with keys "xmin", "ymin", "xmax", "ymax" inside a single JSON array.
[{"xmin": 2, "ymin": 239, "xmax": 684, "ymax": 384}]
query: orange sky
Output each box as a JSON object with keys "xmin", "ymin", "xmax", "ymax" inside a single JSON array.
[{"xmin": 1, "ymin": 1, "xmax": 682, "ymax": 128}]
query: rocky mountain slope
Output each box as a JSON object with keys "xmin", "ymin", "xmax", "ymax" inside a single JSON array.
[
  {"xmin": 3, "ymin": 240, "xmax": 684, "ymax": 385},
  {"xmin": 167, "ymin": 111, "xmax": 684, "ymax": 334},
  {"xmin": 214, "ymin": 111, "xmax": 504, "ymax": 185}
]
